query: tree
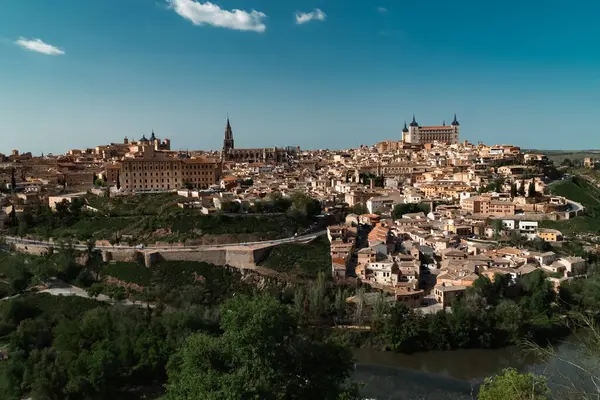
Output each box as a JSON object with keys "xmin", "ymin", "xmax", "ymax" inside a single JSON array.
[
  {"xmin": 7, "ymin": 258, "xmax": 32, "ymax": 293},
  {"xmin": 561, "ymin": 158, "xmax": 573, "ymax": 167},
  {"xmin": 164, "ymin": 295, "xmax": 358, "ymax": 400},
  {"xmin": 11, "ymin": 167, "xmax": 17, "ymax": 193},
  {"xmin": 518, "ymin": 179, "xmax": 526, "ymax": 196},
  {"xmin": 116, "ymin": 173, "xmax": 121, "ymax": 190},
  {"xmin": 350, "ymin": 203, "xmax": 368, "ymax": 215},
  {"xmin": 290, "ymin": 192, "xmax": 321, "ymax": 219},
  {"xmin": 509, "ymin": 231, "xmax": 526, "ymax": 248},
  {"xmin": 518, "ymin": 270, "xmax": 555, "ymax": 315},
  {"xmin": 528, "ymin": 180, "xmax": 537, "ymax": 197},
  {"xmin": 31, "ymin": 259, "xmax": 54, "ymax": 287},
  {"xmin": 17, "ymin": 219, "xmax": 29, "ymax": 239},
  {"xmin": 392, "ymin": 203, "xmax": 430, "ymax": 219},
  {"xmin": 510, "ymin": 183, "xmax": 518, "ymax": 197},
  {"xmin": 530, "ymin": 237, "xmax": 551, "ymax": 252},
  {"xmin": 478, "ymin": 368, "xmax": 550, "ymax": 400},
  {"xmin": 7, "ymin": 206, "xmax": 18, "ymax": 228},
  {"xmin": 492, "ymin": 219, "xmax": 503, "ymax": 240}
]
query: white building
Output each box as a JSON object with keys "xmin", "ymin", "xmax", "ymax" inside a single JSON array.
[
  {"xmin": 363, "ymin": 261, "xmax": 399, "ymax": 286},
  {"xmin": 366, "ymin": 193, "xmax": 404, "ymax": 214},
  {"xmin": 501, "ymin": 219, "xmax": 538, "ymax": 234}
]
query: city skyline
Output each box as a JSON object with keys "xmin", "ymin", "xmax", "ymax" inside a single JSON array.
[{"xmin": 2, "ymin": 0, "xmax": 600, "ymax": 154}]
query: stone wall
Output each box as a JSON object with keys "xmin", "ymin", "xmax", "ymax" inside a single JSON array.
[
  {"xmin": 101, "ymin": 249, "xmax": 139, "ymax": 263},
  {"xmin": 156, "ymin": 248, "xmax": 228, "ymax": 267},
  {"xmin": 140, "ymin": 245, "xmax": 276, "ymax": 269},
  {"xmin": 13, "ymin": 243, "xmax": 50, "ymax": 256}
]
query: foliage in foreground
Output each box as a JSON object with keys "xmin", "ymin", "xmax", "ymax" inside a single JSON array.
[
  {"xmin": 0, "ymin": 293, "xmax": 358, "ymax": 400},
  {"xmin": 478, "ymin": 368, "xmax": 551, "ymax": 400},
  {"xmin": 163, "ymin": 295, "xmax": 359, "ymax": 400}
]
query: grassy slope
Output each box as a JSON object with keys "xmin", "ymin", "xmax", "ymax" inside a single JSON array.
[
  {"xmin": 541, "ymin": 178, "xmax": 600, "ymax": 235},
  {"xmin": 258, "ymin": 236, "xmax": 332, "ymax": 278},
  {"xmin": 30, "ymin": 193, "xmax": 304, "ymax": 242},
  {"xmin": 549, "ymin": 180, "xmax": 600, "ymax": 208}
]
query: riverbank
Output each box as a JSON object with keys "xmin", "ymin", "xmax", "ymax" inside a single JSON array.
[{"xmin": 353, "ymin": 336, "xmax": 591, "ymax": 400}]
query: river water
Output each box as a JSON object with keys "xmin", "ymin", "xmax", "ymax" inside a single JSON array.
[{"xmin": 353, "ymin": 340, "xmax": 588, "ymax": 399}]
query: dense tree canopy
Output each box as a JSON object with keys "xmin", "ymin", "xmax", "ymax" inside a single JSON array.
[
  {"xmin": 164, "ymin": 295, "xmax": 358, "ymax": 400},
  {"xmin": 392, "ymin": 203, "xmax": 430, "ymax": 219}
]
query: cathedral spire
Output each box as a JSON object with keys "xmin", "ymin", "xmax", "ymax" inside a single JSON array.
[
  {"xmin": 222, "ymin": 116, "xmax": 234, "ymax": 161},
  {"xmin": 402, "ymin": 121, "xmax": 408, "ymax": 133}
]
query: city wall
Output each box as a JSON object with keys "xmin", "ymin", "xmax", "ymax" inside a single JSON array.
[
  {"xmin": 142, "ymin": 245, "xmax": 274, "ymax": 268},
  {"xmin": 13, "ymin": 242, "xmax": 275, "ymax": 270}
]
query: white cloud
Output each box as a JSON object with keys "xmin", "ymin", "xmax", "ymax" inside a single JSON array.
[
  {"xmin": 295, "ymin": 8, "xmax": 326, "ymax": 25},
  {"xmin": 15, "ymin": 37, "xmax": 64, "ymax": 55},
  {"xmin": 377, "ymin": 7, "xmax": 388, "ymax": 13},
  {"xmin": 166, "ymin": 0, "xmax": 267, "ymax": 33}
]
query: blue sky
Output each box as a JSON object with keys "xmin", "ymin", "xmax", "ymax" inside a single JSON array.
[{"xmin": 1, "ymin": 0, "xmax": 599, "ymax": 154}]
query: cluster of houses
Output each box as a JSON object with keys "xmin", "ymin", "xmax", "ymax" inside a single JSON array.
[{"xmin": 327, "ymin": 207, "xmax": 587, "ymax": 310}]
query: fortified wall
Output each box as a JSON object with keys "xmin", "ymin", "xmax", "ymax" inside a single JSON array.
[{"xmin": 139, "ymin": 244, "xmax": 274, "ymax": 268}]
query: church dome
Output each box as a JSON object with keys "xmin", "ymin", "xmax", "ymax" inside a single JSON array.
[
  {"xmin": 409, "ymin": 115, "xmax": 419, "ymax": 127},
  {"xmin": 451, "ymin": 114, "xmax": 460, "ymax": 126}
]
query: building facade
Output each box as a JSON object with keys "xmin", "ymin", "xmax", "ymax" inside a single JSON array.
[
  {"xmin": 119, "ymin": 140, "xmax": 220, "ymax": 191},
  {"xmin": 403, "ymin": 114, "xmax": 460, "ymax": 145},
  {"xmin": 221, "ymin": 118, "xmax": 299, "ymax": 163}
]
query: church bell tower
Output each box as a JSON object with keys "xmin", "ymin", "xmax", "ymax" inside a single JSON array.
[{"xmin": 222, "ymin": 117, "xmax": 234, "ymax": 161}]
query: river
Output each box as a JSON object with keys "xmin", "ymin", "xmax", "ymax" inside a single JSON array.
[{"xmin": 353, "ymin": 339, "xmax": 591, "ymax": 399}]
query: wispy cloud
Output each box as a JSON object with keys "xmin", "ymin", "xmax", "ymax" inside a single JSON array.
[
  {"xmin": 377, "ymin": 7, "xmax": 388, "ymax": 13},
  {"xmin": 15, "ymin": 37, "xmax": 64, "ymax": 55},
  {"xmin": 295, "ymin": 8, "xmax": 326, "ymax": 25},
  {"xmin": 166, "ymin": 0, "xmax": 267, "ymax": 33}
]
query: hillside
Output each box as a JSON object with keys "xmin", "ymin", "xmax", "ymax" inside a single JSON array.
[{"xmin": 541, "ymin": 176, "xmax": 600, "ymax": 235}]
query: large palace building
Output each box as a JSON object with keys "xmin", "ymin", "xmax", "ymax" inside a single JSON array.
[
  {"xmin": 110, "ymin": 133, "xmax": 221, "ymax": 191},
  {"xmin": 221, "ymin": 118, "xmax": 298, "ymax": 163},
  {"xmin": 402, "ymin": 114, "xmax": 460, "ymax": 145}
]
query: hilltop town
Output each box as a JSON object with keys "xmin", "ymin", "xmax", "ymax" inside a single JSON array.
[{"xmin": 2, "ymin": 115, "xmax": 599, "ymax": 314}]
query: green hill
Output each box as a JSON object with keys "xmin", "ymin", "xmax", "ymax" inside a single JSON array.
[
  {"xmin": 541, "ymin": 176, "xmax": 600, "ymax": 235},
  {"xmin": 549, "ymin": 179, "xmax": 600, "ymax": 209}
]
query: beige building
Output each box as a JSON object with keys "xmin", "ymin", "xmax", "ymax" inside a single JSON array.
[
  {"xmin": 119, "ymin": 142, "xmax": 220, "ymax": 191},
  {"xmin": 462, "ymin": 196, "xmax": 516, "ymax": 216},
  {"xmin": 434, "ymin": 283, "xmax": 466, "ymax": 307},
  {"xmin": 395, "ymin": 287, "xmax": 425, "ymax": 308},
  {"xmin": 48, "ymin": 192, "xmax": 87, "ymax": 211},
  {"xmin": 403, "ymin": 115, "xmax": 460, "ymax": 145}
]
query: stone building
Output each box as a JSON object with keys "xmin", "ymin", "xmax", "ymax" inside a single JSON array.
[
  {"xmin": 221, "ymin": 118, "xmax": 298, "ymax": 163},
  {"xmin": 92, "ymin": 131, "xmax": 171, "ymax": 161},
  {"xmin": 118, "ymin": 140, "xmax": 220, "ymax": 191},
  {"xmin": 403, "ymin": 114, "xmax": 460, "ymax": 145}
]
